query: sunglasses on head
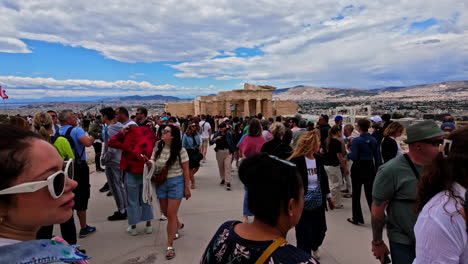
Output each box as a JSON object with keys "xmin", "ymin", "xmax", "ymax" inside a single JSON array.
[
  {"xmin": 0, "ymin": 159, "xmax": 73, "ymax": 199},
  {"xmin": 162, "ymin": 129, "xmax": 170, "ymax": 134}
]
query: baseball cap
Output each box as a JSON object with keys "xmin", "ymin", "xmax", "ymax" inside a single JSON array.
[
  {"xmin": 334, "ymin": 115, "xmax": 343, "ymax": 121},
  {"xmin": 218, "ymin": 122, "xmax": 226, "ymax": 128},
  {"xmin": 161, "ymin": 117, "xmax": 169, "ymax": 121},
  {"xmin": 370, "ymin": 116, "xmax": 382, "ymax": 123}
]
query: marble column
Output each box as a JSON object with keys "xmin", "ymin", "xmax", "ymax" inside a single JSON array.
[
  {"xmin": 244, "ymin": 99, "xmax": 250, "ymax": 117},
  {"xmin": 256, "ymin": 99, "xmax": 262, "ymax": 116},
  {"xmin": 265, "ymin": 100, "xmax": 273, "ymax": 118},
  {"xmin": 225, "ymin": 100, "xmax": 231, "ymax": 116}
]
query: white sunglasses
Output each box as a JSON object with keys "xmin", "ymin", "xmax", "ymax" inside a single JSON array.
[{"xmin": 0, "ymin": 159, "xmax": 73, "ymax": 199}]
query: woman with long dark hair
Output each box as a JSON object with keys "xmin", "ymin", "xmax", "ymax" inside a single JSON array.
[
  {"xmin": 288, "ymin": 130, "xmax": 334, "ymax": 260},
  {"xmin": 201, "ymin": 153, "xmax": 318, "ymax": 264},
  {"xmin": 151, "ymin": 125, "xmax": 191, "ymax": 260},
  {"xmin": 182, "ymin": 121, "xmax": 201, "ymax": 189},
  {"xmin": 413, "ymin": 127, "xmax": 468, "ymax": 263},
  {"xmin": 324, "ymin": 125, "xmax": 348, "ymax": 209}
]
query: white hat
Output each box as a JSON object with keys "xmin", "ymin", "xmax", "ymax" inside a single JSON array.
[{"xmin": 370, "ymin": 116, "xmax": 382, "ymax": 123}]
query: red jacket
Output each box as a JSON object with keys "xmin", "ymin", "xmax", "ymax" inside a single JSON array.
[{"xmin": 107, "ymin": 126, "xmax": 157, "ymax": 174}]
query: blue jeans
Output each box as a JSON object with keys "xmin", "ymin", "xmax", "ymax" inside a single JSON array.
[
  {"xmin": 125, "ymin": 173, "xmax": 154, "ymax": 226},
  {"xmin": 389, "ymin": 241, "xmax": 415, "ymax": 264},
  {"xmin": 243, "ymin": 186, "xmax": 253, "ymax": 216},
  {"xmin": 155, "ymin": 176, "xmax": 184, "ymax": 200}
]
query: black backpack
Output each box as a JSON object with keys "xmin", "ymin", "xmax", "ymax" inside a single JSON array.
[{"xmin": 53, "ymin": 126, "xmax": 84, "ymax": 159}]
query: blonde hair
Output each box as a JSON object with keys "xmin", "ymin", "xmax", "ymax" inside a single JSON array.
[
  {"xmin": 288, "ymin": 130, "xmax": 321, "ymax": 160},
  {"xmin": 270, "ymin": 122, "xmax": 285, "ymax": 139},
  {"xmin": 33, "ymin": 112, "xmax": 53, "ymax": 142},
  {"xmin": 383, "ymin": 121, "xmax": 404, "ymax": 137}
]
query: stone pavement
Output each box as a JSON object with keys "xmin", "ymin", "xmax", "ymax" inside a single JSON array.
[{"xmin": 77, "ymin": 147, "xmax": 383, "ymax": 264}]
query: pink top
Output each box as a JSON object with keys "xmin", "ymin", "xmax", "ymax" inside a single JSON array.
[{"xmin": 238, "ymin": 135, "xmax": 266, "ymax": 158}]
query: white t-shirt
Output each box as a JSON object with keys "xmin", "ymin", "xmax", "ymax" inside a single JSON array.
[
  {"xmin": 413, "ymin": 183, "xmax": 468, "ymax": 264},
  {"xmin": 199, "ymin": 121, "xmax": 212, "ymax": 139},
  {"xmin": 305, "ymin": 157, "xmax": 319, "ymax": 190}
]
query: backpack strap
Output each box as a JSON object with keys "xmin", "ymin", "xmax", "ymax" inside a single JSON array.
[
  {"xmin": 255, "ymin": 237, "xmax": 286, "ymax": 264},
  {"xmin": 65, "ymin": 126, "xmax": 85, "ymax": 161},
  {"xmin": 403, "ymin": 154, "xmax": 420, "ymax": 179}
]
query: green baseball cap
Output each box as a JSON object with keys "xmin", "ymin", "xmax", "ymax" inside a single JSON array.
[{"xmin": 404, "ymin": 120, "xmax": 446, "ymax": 144}]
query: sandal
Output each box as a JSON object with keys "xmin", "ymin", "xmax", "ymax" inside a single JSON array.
[
  {"xmin": 190, "ymin": 184, "xmax": 196, "ymax": 189},
  {"xmin": 174, "ymin": 232, "xmax": 180, "ymax": 240},
  {"xmin": 166, "ymin": 247, "xmax": 175, "ymax": 259},
  {"xmin": 178, "ymin": 223, "xmax": 184, "ymax": 230}
]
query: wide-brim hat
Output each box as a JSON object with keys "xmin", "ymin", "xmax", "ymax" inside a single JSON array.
[{"xmin": 404, "ymin": 120, "xmax": 446, "ymax": 144}]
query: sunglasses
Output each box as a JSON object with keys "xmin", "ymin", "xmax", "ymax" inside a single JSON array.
[
  {"xmin": 0, "ymin": 159, "xmax": 73, "ymax": 199},
  {"xmin": 161, "ymin": 129, "xmax": 171, "ymax": 134},
  {"xmin": 190, "ymin": 125, "xmax": 197, "ymax": 128}
]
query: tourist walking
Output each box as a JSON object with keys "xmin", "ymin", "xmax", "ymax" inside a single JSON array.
[
  {"xmin": 100, "ymin": 107, "xmax": 128, "ymax": 221},
  {"xmin": 238, "ymin": 118, "xmax": 265, "ymax": 222},
  {"xmin": 261, "ymin": 122, "xmax": 292, "ymax": 160},
  {"xmin": 210, "ymin": 122, "xmax": 237, "ymax": 191},
  {"xmin": 32, "ymin": 113, "xmax": 78, "ymax": 246},
  {"xmin": 182, "ymin": 121, "xmax": 202, "ymax": 189},
  {"xmin": 88, "ymin": 116, "xmax": 105, "ymax": 172},
  {"xmin": 413, "ymin": 127, "xmax": 468, "ymax": 263},
  {"xmin": 371, "ymin": 120, "xmax": 445, "ymax": 264},
  {"xmin": 324, "ymin": 125, "xmax": 348, "ymax": 209},
  {"xmin": 347, "ymin": 119, "xmax": 380, "ymax": 225},
  {"xmin": 289, "ymin": 130, "xmax": 334, "ymax": 259},
  {"xmin": 107, "ymin": 125, "xmax": 156, "ymax": 236},
  {"xmin": 150, "ymin": 124, "xmax": 191, "ymax": 260},
  {"xmin": 199, "ymin": 115, "xmax": 212, "ymax": 163},
  {"xmin": 0, "ymin": 125, "xmax": 89, "ymax": 263},
  {"xmin": 380, "ymin": 121, "xmax": 405, "ymax": 163},
  {"xmin": 201, "ymin": 153, "xmax": 319, "ymax": 264}
]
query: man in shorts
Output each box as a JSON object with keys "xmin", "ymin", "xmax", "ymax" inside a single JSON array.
[{"xmin": 199, "ymin": 115, "xmax": 212, "ymax": 162}]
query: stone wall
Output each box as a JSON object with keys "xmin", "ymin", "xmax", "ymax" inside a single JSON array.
[
  {"xmin": 273, "ymin": 101, "xmax": 298, "ymax": 116},
  {"xmin": 164, "ymin": 102, "xmax": 194, "ymax": 117}
]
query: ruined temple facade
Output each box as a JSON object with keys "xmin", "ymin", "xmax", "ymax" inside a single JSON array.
[{"xmin": 165, "ymin": 83, "xmax": 297, "ymax": 118}]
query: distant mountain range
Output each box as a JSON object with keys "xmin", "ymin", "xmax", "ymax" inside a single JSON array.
[
  {"xmin": 9, "ymin": 81, "xmax": 467, "ymax": 105},
  {"xmin": 274, "ymin": 81, "xmax": 468, "ymax": 101}
]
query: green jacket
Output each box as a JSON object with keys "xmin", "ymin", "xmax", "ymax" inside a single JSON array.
[{"xmin": 89, "ymin": 122, "xmax": 103, "ymax": 139}]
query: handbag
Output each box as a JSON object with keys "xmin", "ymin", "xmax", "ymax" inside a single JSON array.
[
  {"xmin": 303, "ymin": 185, "xmax": 323, "ymax": 210},
  {"xmin": 152, "ymin": 166, "xmax": 169, "ymax": 186}
]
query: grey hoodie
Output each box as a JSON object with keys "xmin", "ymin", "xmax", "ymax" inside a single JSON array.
[{"xmin": 104, "ymin": 122, "xmax": 124, "ymax": 163}]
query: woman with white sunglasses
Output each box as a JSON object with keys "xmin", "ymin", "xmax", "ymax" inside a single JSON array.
[
  {"xmin": 32, "ymin": 112, "xmax": 79, "ymax": 246},
  {"xmin": 0, "ymin": 124, "xmax": 89, "ymax": 263}
]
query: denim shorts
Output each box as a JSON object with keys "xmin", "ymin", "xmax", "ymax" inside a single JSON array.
[{"xmin": 155, "ymin": 176, "xmax": 184, "ymax": 200}]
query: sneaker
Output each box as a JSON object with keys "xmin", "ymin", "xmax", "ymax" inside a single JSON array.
[
  {"xmin": 106, "ymin": 191, "xmax": 113, "ymax": 197},
  {"xmin": 159, "ymin": 214, "xmax": 167, "ymax": 221},
  {"xmin": 145, "ymin": 226, "xmax": 153, "ymax": 234},
  {"xmin": 79, "ymin": 225, "xmax": 96, "ymax": 238},
  {"xmin": 226, "ymin": 183, "xmax": 231, "ymax": 191},
  {"xmin": 96, "ymin": 168, "xmax": 105, "ymax": 172},
  {"xmin": 220, "ymin": 180, "xmax": 225, "ymax": 185},
  {"xmin": 312, "ymin": 248, "xmax": 320, "ymax": 260},
  {"xmin": 127, "ymin": 226, "xmax": 138, "ymax": 236},
  {"xmin": 99, "ymin": 183, "xmax": 109, "ymax": 193},
  {"xmin": 107, "ymin": 211, "xmax": 127, "ymax": 221}
]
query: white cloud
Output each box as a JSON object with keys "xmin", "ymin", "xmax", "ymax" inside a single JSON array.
[
  {"xmin": 0, "ymin": 0, "xmax": 466, "ymax": 88},
  {"xmin": 0, "ymin": 75, "xmax": 215, "ymax": 99}
]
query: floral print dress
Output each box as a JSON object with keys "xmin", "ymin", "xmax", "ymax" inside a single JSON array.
[{"xmin": 201, "ymin": 221, "xmax": 319, "ymax": 264}]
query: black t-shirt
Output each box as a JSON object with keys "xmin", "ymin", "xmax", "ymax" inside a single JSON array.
[
  {"xmin": 261, "ymin": 138, "xmax": 292, "ymax": 160},
  {"xmin": 325, "ymin": 138, "xmax": 342, "ymax": 166},
  {"xmin": 215, "ymin": 133, "xmax": 229, "ymax": 151},
  {"xmin": 201, "ymin": 221, "xmax": 318, "ymax": 264}
]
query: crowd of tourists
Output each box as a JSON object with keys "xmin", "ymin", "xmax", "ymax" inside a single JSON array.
[{"xmin": 0, "ymin": 108, "xmax": 467, "ymax": 264}]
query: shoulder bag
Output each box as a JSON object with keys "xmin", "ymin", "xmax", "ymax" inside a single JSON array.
[{"xmin": 255, "ymin": 237, "xmax": 287, "ymax": 264}]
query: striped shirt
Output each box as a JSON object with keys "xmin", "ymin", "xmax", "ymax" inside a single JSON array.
[{"xmin": 152, "ymin": 146, "xmax": 189, "ymax": 178}]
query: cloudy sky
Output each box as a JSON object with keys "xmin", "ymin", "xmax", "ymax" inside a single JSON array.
[{"xmin": 0, "ymin": 0, "xmax": 466, "ymax": 100}]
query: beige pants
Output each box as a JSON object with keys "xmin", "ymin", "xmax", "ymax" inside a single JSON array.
[
  {"xmin": 344, "ymin": 160, "xmax": 353, "ymax": 193},
  {"xmin": 325, "ymin": 165, "xmax": 343, "ymax": 207},
  {"xmin": 216, "ymin": 149, "xmax": 232, "ymax": 183}
]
